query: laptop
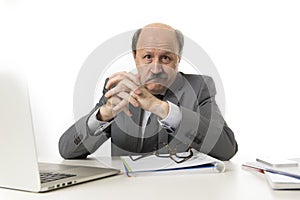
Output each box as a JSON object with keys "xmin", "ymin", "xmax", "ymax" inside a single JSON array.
[{"xmin": 0, "ymin": 71, "xmax": 120, "ymax": 192}]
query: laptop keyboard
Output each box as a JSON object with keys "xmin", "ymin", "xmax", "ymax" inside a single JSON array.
[{"xmin": 40, "ymin": 172, "xmax": 76, "ymax": 183}]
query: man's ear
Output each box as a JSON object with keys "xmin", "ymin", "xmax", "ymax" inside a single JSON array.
[
  {"xmin": 132, "ymin": 51, "xmax": 139, "ymax": 66},
  {"xmin": 132, "ymin": 51, "xmax": 136, "ymax": 59},
  {"xmin": 177, "ymin": 55, "xmax": 181, "ymax": 64}
]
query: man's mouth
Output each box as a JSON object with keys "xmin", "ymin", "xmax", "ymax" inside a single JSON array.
[
  {"xmin": 144, "ymin": 73, "xmax": 168, "ymax": 83},
  {"xmin": 145, "ymin": 77, "xmax": 167, "ymax": 84}
]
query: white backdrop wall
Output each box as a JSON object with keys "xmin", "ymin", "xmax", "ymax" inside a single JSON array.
[{"xmin": 1, "ymin": 0, "xmax": 300, "ymax": 160}]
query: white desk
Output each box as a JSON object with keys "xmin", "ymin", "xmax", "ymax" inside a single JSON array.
[{"xmin": 1, "ymin": 156, "xmax": 299, "ymax": 200}]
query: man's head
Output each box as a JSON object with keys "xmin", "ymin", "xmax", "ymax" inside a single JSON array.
[{"xmin": 132, "ymin": 23, "xmax": 184, "ymax": 94}]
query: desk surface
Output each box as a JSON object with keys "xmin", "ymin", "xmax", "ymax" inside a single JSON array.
[{"xmin": 1, "ymin": 156, "xmax": 300, "ymax": 200}]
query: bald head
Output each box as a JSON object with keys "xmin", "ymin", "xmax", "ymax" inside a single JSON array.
[
  {"xmin": 132, "ymin": 23, "xmax": 184, "ymax": 57},
  {"xmin": 143, "ymin": 23, "xmax": 175, "ymax": 30}
]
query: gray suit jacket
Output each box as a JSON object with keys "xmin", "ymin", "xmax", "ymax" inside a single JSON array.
[{"xmin": 59, "ymin": 72, "xmax": 238, "ymax": 161}]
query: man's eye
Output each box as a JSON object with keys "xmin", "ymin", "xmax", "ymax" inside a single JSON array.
[
  {"xmin": 161, "ymin": 56, "xmax": 170, "ymax": 62},
  {"xmin": 144, "ymin": 55, "xmax": 152, "ymax": 59}
]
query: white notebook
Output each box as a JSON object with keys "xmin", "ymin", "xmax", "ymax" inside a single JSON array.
[
  {"xmin": 243, "ymin": 158, "xmax": 300, "ymax": 190},
  {"xmin": 265, "ymin": 171, "xmax": 300, "ymax": 189}
]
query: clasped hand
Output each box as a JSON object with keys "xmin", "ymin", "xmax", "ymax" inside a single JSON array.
[{"xmin": 97, "ymin": 71, "xmax": 169, "ymax": 121}]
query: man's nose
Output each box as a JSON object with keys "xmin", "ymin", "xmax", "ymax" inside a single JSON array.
[{"xmin": 150, "ymin": 59, "xmax": 163, "ymax": 74}]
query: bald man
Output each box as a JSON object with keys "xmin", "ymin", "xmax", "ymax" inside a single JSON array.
[{"xmin": 59, "ymin": 23, "xmax": 238, "ymax": 161}]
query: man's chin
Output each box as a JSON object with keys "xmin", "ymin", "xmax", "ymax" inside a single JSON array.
[{"xmin": 145, "ymin": 83, "xmax": 167, "ymax": 94}]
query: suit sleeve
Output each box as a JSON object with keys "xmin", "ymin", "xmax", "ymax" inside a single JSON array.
[
  {"xmin": 58, "ymin": 80, "xmax": 112, "ymax": 159},
  {"xmin": 170, "ymin": 76, "xmax": 238, "ymax": 161}
]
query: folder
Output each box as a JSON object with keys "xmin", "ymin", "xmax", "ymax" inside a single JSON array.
[{"xmin": 121, "ymin": 150, "xmax": 225, "ymax": 177}]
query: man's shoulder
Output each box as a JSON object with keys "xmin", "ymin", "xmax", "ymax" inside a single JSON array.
[
  {"xmin": 178, "ymin": 72, "xmax": 216, "ymax": 96},
  {"xmin": 179, "ymin": 72, "xmax": 213, "ymax": 84}
]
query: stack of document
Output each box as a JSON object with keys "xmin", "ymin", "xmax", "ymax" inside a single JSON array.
[
  {"xmin": 121, "ymin": 150, "xmax": 225, "ymax": 177},
  {"xmin": 242, "ymin": 158, "xmax": 300, "ymax": 190}
]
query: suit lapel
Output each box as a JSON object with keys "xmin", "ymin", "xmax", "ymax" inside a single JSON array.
[{"xmin": 165, "ymin": 72, "xmax": 185, "ymax": 106}]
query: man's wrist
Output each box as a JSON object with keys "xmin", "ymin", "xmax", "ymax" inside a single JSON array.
[
  {"xmin": 158, "ymin": 101, "xmax": 182, "ymax": 131},
  {"xmin": 97, "ymin": 106, "xmax": 113, "ymax": 122},
  {"xmin": 151, "ymin": 100, "xmax": 169, "ymax": 119}
]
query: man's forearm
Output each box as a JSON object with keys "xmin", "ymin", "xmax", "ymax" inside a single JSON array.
[{"xmin": 59, "ymin": 104, "xmax": 111, "ymax": 159}]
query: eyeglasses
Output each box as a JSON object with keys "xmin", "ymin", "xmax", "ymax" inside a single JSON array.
[{"xmin": 129, "ymin": 143, "xmax": 193, "ymax": 164}]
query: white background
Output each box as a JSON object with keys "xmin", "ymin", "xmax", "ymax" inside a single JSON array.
[{"xmin": 1, "ymin": 0, "xmax": 300, "ymax": 161}]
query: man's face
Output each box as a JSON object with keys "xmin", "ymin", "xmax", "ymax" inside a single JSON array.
[{"xmin": 134, "ymin": 27, "xmax": 180, "ymax": 94}]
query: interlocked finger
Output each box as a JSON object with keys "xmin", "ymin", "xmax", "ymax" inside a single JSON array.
[
  {"xmin": 105, "ymin": 78, "xmax": 140, "ymax": 98},
  {"xmin": 117, "ymin": 91, "xmax": 139, "ymax": 107},
  {"xmin": 112, "ymin": 99, "xmax": 132, "ymax": 117},
  {"xmin": 105, "ymin": 71, "xmax": 141, "ymax": 90}
]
